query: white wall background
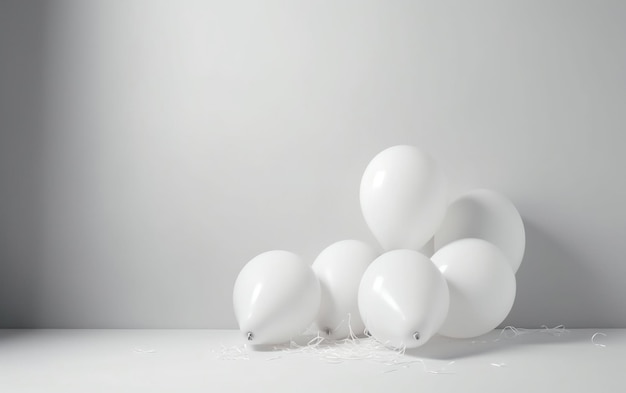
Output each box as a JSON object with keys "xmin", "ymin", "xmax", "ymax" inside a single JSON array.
[{"xmin": 1, "ymin": 0, "xmax": 625, "ymax": 328}]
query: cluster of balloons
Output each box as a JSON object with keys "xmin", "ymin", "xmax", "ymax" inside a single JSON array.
[{"xmin": 233, "ymin": 145, "xmax": 525, "ymax": 349}]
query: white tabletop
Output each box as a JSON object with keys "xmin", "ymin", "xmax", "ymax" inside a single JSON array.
[{"xmin": 0, "ymin": 328, "xmax": 620, "ymax": 392}]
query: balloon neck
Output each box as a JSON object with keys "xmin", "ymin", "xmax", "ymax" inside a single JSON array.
[
  {"xmin": 413, "ymin": 332, "xmax": 420, "ymax": 341},
  {"xmin": 246, "ymin": 332, "xmax": 254, "ymax": 341}
]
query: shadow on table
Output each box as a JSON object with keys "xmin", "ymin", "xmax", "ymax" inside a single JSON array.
[{"xmin": 407, "ymin": 329, "xmax": 592, "ymax": 360}]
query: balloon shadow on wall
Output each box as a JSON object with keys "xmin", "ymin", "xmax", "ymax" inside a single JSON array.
[
  {"xmin": 503, "ymin": 218, "xmax": 608, "ymax": 328},
  {"xmin": 406, "ymin": 217, "xmax": 606, "ymax": 359}
]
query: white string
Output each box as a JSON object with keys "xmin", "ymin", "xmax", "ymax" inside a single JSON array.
[
  {"xmin": 540, "ymin": 325, "xmax": 569, "ymax": 336},
  {"xmin": 424, "ymin": 360, "xmax": 456, "ymax": 374},
  {"xmin": 591, "ymin": 332, "xmax": 607, "ymax": 348},
  {"xmin": 497, "ymin": 325, "xmax": 569, "ymax": 341},
  {"xmin": 307, "ymin": 331, "xmax": 325, "ymax": 347},
  {"xmin": 485, "ymin": 325, "xmax": 570, "ymax": 368},
  {"xmin": 217, "ymin": 324, "xmax": 571, "ymax": 366},
  {"xmin": 268, "ymin": 331, "xmax": 456, "ymax": 375},
  {"xmin": 213, "ymin": 344, "xmax": 250, "ymax": 360},
  {"xmin": 133, "ymin": 348, "xmax": 156, "ymax": 354},
  {"xmin": 346, "ymin": 313, "xmax": 359, "ymax": 342},
  {"xmin": 471, "ymin": 339, "xmax": 488, "ymax": 344}
]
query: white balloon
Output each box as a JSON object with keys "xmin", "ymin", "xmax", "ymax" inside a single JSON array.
[
  {"xmin": 431, "ymin": 238, "xmax": 516, "ymax": 339},
  {"xmin": 360, "ymin": 145, "xmax": 448, "ymax": 251},
  {"xmin": 434, "ymin": 189, "xmax": 526, "ymax": 273},
  {"xmin": 233, "ymin": 250, "xmax": 320, "ymax": 346},
  {"xmin": 358, "ymin": 249, "xmax": 449, "ymax": 349},
  {"xmin": 312, "ymin": 240, "xmax": 378, "ymax": 339}
]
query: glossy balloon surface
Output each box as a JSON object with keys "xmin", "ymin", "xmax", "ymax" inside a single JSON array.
[
  {"xmin": 435, "ymin": 189, "xmax": 525, "ymax": 273},
  {"xmin": 312, "ymin": 240, "xmax": 378, "ymax": 339},
  {"xmin": 431, "ymin": 238, "xmax": 516, "ymax": 338},
  {"xmin": 233, "ymin": 250, "xmax": 320, "ymax": 346},
  {"xmin": 358, "ymin": 249, "xmax": 449, "ymax": 349},
  {"xmin": 360, "ymin": 145, "xmax": 448, "ymax": 251}
]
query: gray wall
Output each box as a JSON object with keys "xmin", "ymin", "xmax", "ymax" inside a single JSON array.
[{"xmin": 1, "ymin": 0, "xmax": 625, "ymax": 328}]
